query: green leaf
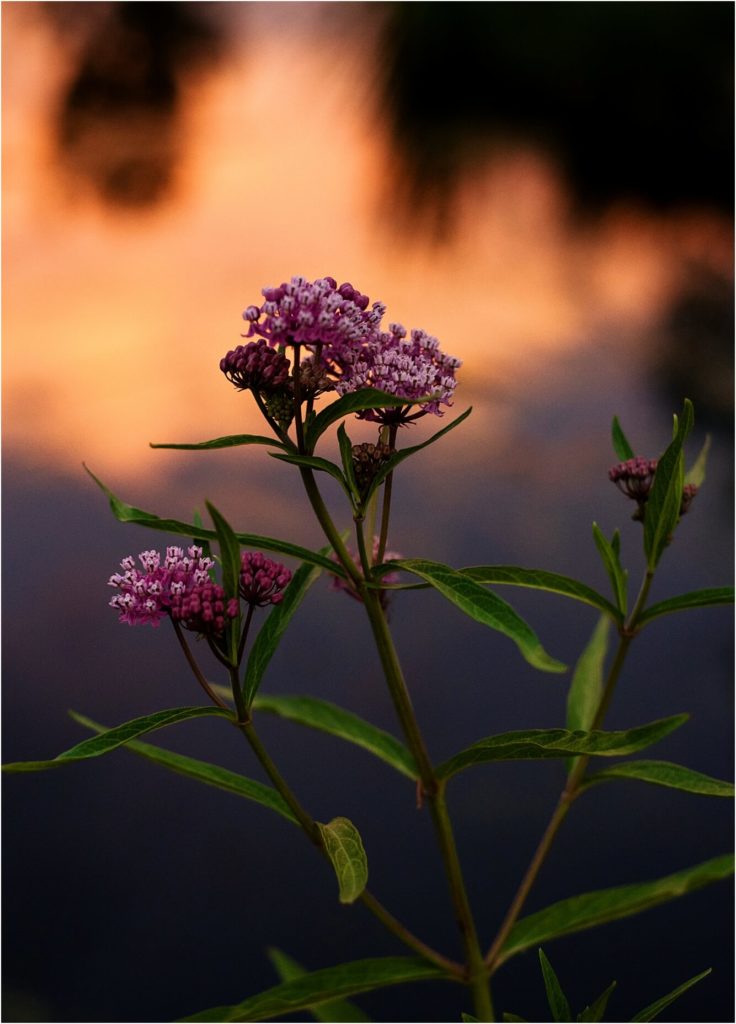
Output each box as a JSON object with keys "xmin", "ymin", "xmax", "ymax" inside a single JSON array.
[
  {"xmin": 644, "ymin": 400, "xmax": 694, "ymax": 568},
  {"xmin": 180, "ymin": 957, "xmax": 447, "ymax": 1022},
  {"xmin": 459, "ymin": 566, "xmax": 622, "ymax": 624},
  {"xmin": 578, "ymin": 981, "xmax": 617, "ymax": 1022},
  {"xmin": 612, "ymin": 416, "xmax": 635, "ymax": 460},
  {"xmin": 84, "ymin": 466, "xmax": 347, "ymax": 577},
  {"xmin": 581, "ymin": 760, "xmax": 734, "ymax": 797},
  {"xmin": 539, "ymin": 948, "xmax": 572, "ymax": 1023},
  {"xmin": 684, "ymin": 434, "xmax": 711, "ymax": 488},
  {"xmin": 2, "ymin": 706, "xmax": 231, "ymax": 773},
  {"xmin": 253, "ymin": 694, "xmax": 417, "ymax": 779},
  {"xmin": 566, "ymin": 616, "xmax": 610, "ymax": 772},
  {"xmin": 461, "ymin": 1015, "xmax": 480, "ymax": 1022},
  {"xmin": 267, "ymin": 949, "xmax": 370, "ymax": 1022},
  {"xmin": 207, "ymin": 501, "xmax": 242, "ymax": 663},
  {"xmin": 396, "ymin": 560, "xmax": 566, "ymax": 673},
  {"xmin": 630, "ymin": 968, "xmax": 712, "ymax": 1022},
  {"xmin": 243, "ymin": 558, "xmax": 324, "ymax": 707},
  {"xmin": 437, "ymin": 715, "xmax": 688, "ymax": 781},
  {"xmin": 592, "ymin": 524, "xmax": 628, "ymax": 615},
  {"xmin": 496, "ymin": 854, "xmax": 733, "ymax": 966},
  {"xmin": 192, "ymin": 510, "xmax": 214, "ymax": 565},
  {"xmin": 317, "ymin": 816, "xmax": 369, "ymax": 904},
  {"xmin": 150, "ymin": 434, "xmax": 289, "ymax": 452},
  {"xmin": 270, "ymin": 451, "xmax": 353, "ymax": 500},
  {"xmin": 502, "ymin": 1016, "xmax": 527, "ymax": 1023},
  {"xmin": 362, "ymin": 408, "xmax": 473, "ymax": 503},
  {"xmin": 67, "ymin": 713, "xmax": 297, "ymax": 823},
  {"xmin": 307, "ymin": 389, "xmax": 433, "ymax": 448},
  {"xmin": 337, "ymin": 423, "xmax": 362, "ymax": 504},
  {"xmin": 637, "ymin": 587, "xmax": 734, "ymax": 626}
]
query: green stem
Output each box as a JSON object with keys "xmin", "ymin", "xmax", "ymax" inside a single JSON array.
[
  {"xmin": 171, "ymin": 620, "xmax": 230, "ymax": 710},
  {"xmin": 485, "ymin": 567, "xmax": 655, "ymax": 970},
  {"xmin": 376, "ymin": 424, "xmax": 398, "ymax": 565},
  {"xmin": 299, "ymin": 465, "xmax": 364, "ymax": 588},
  {"xmin": 237, "ymin": 602, "xmax": 256, "ymax": 667},
  {"xmin": 252, "ymin": 391, "xmax": 293, "ymax": 448}
]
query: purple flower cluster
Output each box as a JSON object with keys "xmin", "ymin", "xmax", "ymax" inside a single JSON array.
[
  {"xmin": 220, "ymin": 340, "xmax": 291, "ymax": 393},
  {"xmin": 224, "ymin": 275, "xmax": 461, "ymax": 424},
  {"xmin": 337, "ymin": 324, "xmax": 461, "ymax": 423},
  {"xmin": 108, "ymin": 546, "xmax": 238, "ymax": 633},
  {"xmin": 242, "ymin": 276, "xmax": 385, "ymax": 366},
  {"xmin": 239, "ymin": 552, "xmax": 292, "ymax": 606},
  {"xmin": 609, "ymin": 457, "xmax": 699, "ymax": 520}
]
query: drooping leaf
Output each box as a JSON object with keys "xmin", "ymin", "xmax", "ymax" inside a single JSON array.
[
  {"xmin": 637, "ymin": 587, "xmax": 734, "ymax": 626},
  {"xmin": 243, "ymin": 556, "xmax": 325, "ymax": 707},
  {"xmin": 577, "ymin": 981, "xmax": 617, "ymax": 1022},
  {"xmin": 2, "ymin": 706, "xmax": 232, "ymax": 773},
  {"xmin": 267, "ymin": 949, "xmax": 370, "ymax": 1023},
  {"xmin": 684, "ymin": 434, "xmax": 711, "ymax": 488},
  {"xmin": 539, "ymin": 949, "xmax": 572, "ymax": 1023},
  {"xmin": 84, "ymin": 466, "xmax": 346, "ymax": 577},
  {"xmin": 644, "ymin": 400, "xmax": 694, "ymax": 568},
  {"xmin": 253, "ymin": 694, "xmax": 417, "ymax": 779},
  {"xmin": 270, "ymin": 451, "xmax": 353, "ymax": 501},
  {"xmin": 150, "ymin": 434, "xmax": 289, "ymax": 451},
  {"xmin": 318, "ymin": 816, "xmax": 369, "ymax": 904},
  {"xmin": 437, "ymin": 715, "xmax": 688, "ymax": 781},
  {"xmin": 396, "ymin": 560, "xmax": 566, "ymax": 673},
  {"xmin": 458, "ymin": 566, "xmax": 622, "ymax": 624},
  {"xmin": 362, "ymin": 408, "xmax": 473, "ymax": 503},
  {"xmin": 581, "ymin": 760, "xmax": 734, "ymax": 797},
  {"xmin": 630, "ymin": 968, "xmax": 712, "ymax": 1022},
  {"xmin": 592, "ymin": 524, "xmax": 628, "ymax": 616},
  {"xmin": 180, "ymin": 957, "xmax": 448, "ymax": 1022},
  {"xmin": 611, "ymin": 416, "xmax": 635, "ymax": 461},
  {"xmin": 496, "ymin": 854, "xmax": 733, "ymax": 966},
  {"xmin": 307, "ymin": 390, "xmax": 431, "ymax": 449},
  {"xmin": 68, "ymin": 712, "xmax": 297, "ymax": 823},
  {"xmin": 566, "ymin": 616, "xmax": 610, "ymax": 772}
]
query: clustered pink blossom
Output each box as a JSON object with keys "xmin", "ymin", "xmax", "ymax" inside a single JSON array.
[
  {"xmin": 224, "ymin": 275, "xmax": 461, "ymax": 423},
  {"xmin": 242, "ymin": 276, "xmax": 385, "ymax": 367},
  {"xmin": 239, "ymin": 552, "xmax": 292, "ymax": 606},
  {"xmin": 337, "ymin": 323, "xmax": 461, "ymax": 423},
  {"xmin": 109, "ymin": 546, "xmax": 237, "ymax": 631}
]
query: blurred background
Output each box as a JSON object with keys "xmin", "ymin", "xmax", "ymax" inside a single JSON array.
[{"xmin": 3, "ymin": 3, "xmax": 733, "ymax": 1021}]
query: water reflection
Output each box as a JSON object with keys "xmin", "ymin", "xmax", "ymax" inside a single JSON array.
[{"xmin": 3, "ymin": 5, "xmax": 733, "ymax": 1024}]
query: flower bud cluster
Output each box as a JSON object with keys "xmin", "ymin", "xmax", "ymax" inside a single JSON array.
[
  {"xmin": 608, "ymin": 457, "xmax": 699, "ymax": 521},
  {"xmin": 351, "ymin": 441, "xmax": 394, "ymax": 493},
  {"xmin": 220, "ymin": 340, "xmax": 291, "ymax": 393},
  {"xmin": 239, "ymin": 552, "xmax": 292, "ymax": 606}
]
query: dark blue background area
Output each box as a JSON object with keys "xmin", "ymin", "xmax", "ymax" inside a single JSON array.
[{"xmin": 3, "ymin": 342, "xmax": 733, "ymax": 1023}]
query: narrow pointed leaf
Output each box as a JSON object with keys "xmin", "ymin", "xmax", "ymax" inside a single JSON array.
[
  {"xmin": 539, "ymin": 949, "xmax": 572, "ymax": 1023},
  {"xmin": 207, "ymin": 501, "xmax": 242, "ymax": 663},
  {"xmin": 337, "ymin": 423, "xmax": 362, "ymax": 504},
  {"xmin": 318, "ymin": 816, "xmax": 369, "ymax": 904},
  {"xmin": 592, "ymin": 524, "xmax": 628, "ymax": 615},
  {"xmin": 644, "ymin": 399, "xmax": 694, "ymax": 568},
  {"xmin": 502, "ymin": 1016, "xmax": 527, "ymax": 1023},
  {"xmin": 253, "ymin": 694, "xmax": 417, "ymax": 779},
  {"xmin": 437, "ymin": 715, "xmax": 688, "ymax": 781},
  {"xmin": 270, "ymin": 451, "xmax": 353, "ymax": 500},
  {"xmin": 68, "ymin": 713, "xmax": 297, "ymax": 823},
  {"xmin": 267, "ymin": 949, "xmax": 370, "ymax": 1023},
  {"xmin": 581, "ymin": 760, "xmax": 734, "ymax": 797},
  {"xmin": 462, "ymin": 1015, "xmax": 480, "ymax": 1022},
  {"xmin": 84, "ymin": 465, "xmax": 346, "ymax": 577},
  {"xmin": 684, "ymin": 434, "xmax": 711, "ymax": 488},
  {"xmin": 244, "ymin": 557, "xmax": 325, "ymax": 706},
  {"xmin": 180, "ymin": 957, "xmax": 448, "ymax": 1022},
  {"xmin": 459, "ymin": 566, "xmax": 622, "ymax": 624},
  {"xmin": 307, "ymin": 389, "xmax": 432, "ymax": 448},
  {"xmin": 612, "ymin": 416, "xmax": 635, "ymax": 460},
  {"xmin": 2, "ymin": 706, "xmax": 231, "ymax": 773},
  {"xmin": 630, "ymin": 968, "xmax": 712, "ymax": 1022},
  {"xmin": 637, "ymin": 587, "xmax": 734, "ymax": 626},
  {"xmin": 396, "ymin": 560, "xmax": 566, "ymax": 673},
  {"xmin": 566, "ymin": 616, "xmax": 610, "ymax": 772},
  {"xmin": 496, "ymin": 854, "xmax": 733, "ymax": 966},
  {"xmin": 363, "ymin": 407, "xmax": 473, "ymax": 503},
  {"xmin": 150, "ymin": 434, "xmax": 289, "ymax": 451},
  {"xmin": 578, "ymin": 981, "xmax": 617, "ymax": 1022}
]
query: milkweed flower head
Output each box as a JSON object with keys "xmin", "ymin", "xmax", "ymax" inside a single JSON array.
[
  {"xmin": 336, "ymin": 324, "xmax": 461, "ymax": 424},
  {"xmin": 242, "ymin": 276, "xmax": 385, "ymax": 368},
  {"xmin": 239, "ymin": 552, "xmax": 292, "ymax": 606},
  {"xmin": 220, "ymin": 340, "xmax": 291, "ymax": 393},
  {"xmin": 108, "ymin": 546, "xmax": 238, "ymax": 633}
]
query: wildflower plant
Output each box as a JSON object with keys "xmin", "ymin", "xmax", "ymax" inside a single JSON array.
[{"xmin": 5, "ymin": 275, "xmax": 734, "ymax": 1022}]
